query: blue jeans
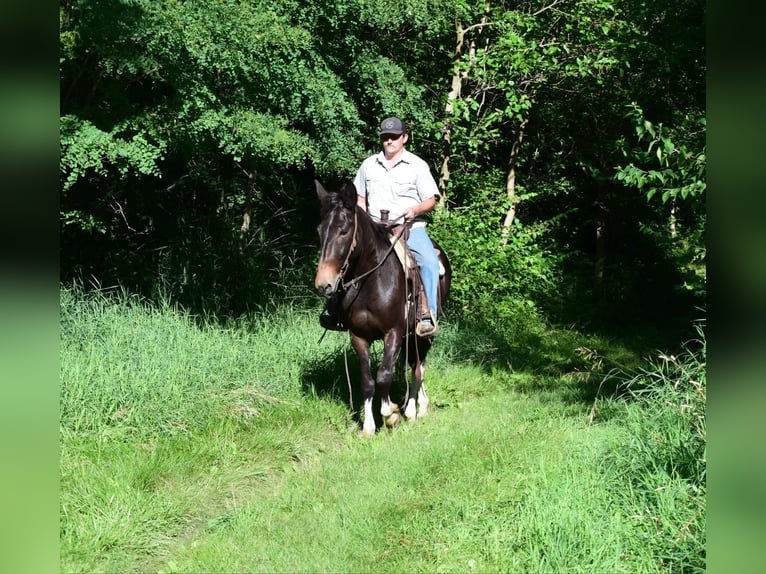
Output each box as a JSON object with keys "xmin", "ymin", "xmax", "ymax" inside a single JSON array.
[{"xmin": 406, "ymin": 227, "xmax": 439, "ymax": 320}]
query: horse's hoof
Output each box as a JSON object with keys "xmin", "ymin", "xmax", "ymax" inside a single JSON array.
[
  {"xmin": 384, "ymin": 412, "xmax": 400, "ymax": 427},
  {"xmin": 359, "ymin": 428, "xmax": 375, "ymax": 438},
  {"xmin": 381, "ymin": 402, "xmax": 399, "ymax": 418}
]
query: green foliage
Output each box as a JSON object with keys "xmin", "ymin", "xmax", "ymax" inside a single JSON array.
[
  {"xmin": 450, "ymin": 0, "xmax": 631, "ymax": 165},
  {"xmin": 431, "ymin": 186, "xmax": 565, "ymax": 323},
  {"xmin": 60, "ymin": 115, "xmax": 165, "ymax": 192},
  {"xmin": 615, "ymin": 103, "xmax": 706, "ymax": 204},
  {"xmin": 440, "ymin": 0, "xmax": 704, "ymax": 331},
  {"xmin": 210, "ymin": 110, "xmax": 316, "ymax": 167},
  {"xmin": 59, "ymin": 0, "xmax": 705, "ymax": 331}
]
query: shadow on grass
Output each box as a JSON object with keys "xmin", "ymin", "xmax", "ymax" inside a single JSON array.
[
  {"xmin": 300, "ymin": 345, "xmax": 357, "ymax": 405},
  {"xmin": 299, "ymin": 337, "xmax": 422, "ymax": 432},
  {"xmin": 432, "ymin": 309, "xmax": 676, "ymax": 412}
]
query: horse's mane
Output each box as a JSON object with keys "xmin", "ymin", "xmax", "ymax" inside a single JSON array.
[
  {"xmin": 323, "ymin": 181, "xmax": 392, "ymax": 248},
  {"xmin": 359, "ymin": 206, "xmax": 394, "ymax": 245}
]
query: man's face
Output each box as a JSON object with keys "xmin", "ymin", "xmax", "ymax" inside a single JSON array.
[{"xmin": 380, "ymin": 132, "xmax": 408, "ymax": 156}]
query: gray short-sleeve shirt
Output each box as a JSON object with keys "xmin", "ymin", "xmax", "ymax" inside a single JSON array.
[{"xmin": 353, "ymin": 149, "xmax": 439, "ymax": 228}]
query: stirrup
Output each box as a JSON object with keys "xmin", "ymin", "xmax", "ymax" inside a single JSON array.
[{"xmin": 416, "ymin": 316, "xmax": 438, "ymax": 337}]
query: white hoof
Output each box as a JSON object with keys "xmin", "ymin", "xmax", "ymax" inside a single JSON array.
[{"xmin": 381, "ymin": 401, "xmax": 399, "ymax": 418}]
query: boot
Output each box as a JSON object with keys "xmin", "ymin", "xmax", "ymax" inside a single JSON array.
[
  {"xmin": 319, "ymin": 295, "xmax": 346, "ymax": 331},
  {"xmin": 415, "ymin": 290, "xmax": 438, "ymax": 337},
  {"xmin": 416, "ymin": 309, "xmax": 438, "ymax": 337}
]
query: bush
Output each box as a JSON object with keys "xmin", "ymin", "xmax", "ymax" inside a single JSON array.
[{"xmin": 430, "ymin": 189, "xmax": 566, "ymax": 323}]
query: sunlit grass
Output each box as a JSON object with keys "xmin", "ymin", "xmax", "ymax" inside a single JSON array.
[{"xmin": 60, "ymin": 287, "xmax": 705, "ymax": 572}]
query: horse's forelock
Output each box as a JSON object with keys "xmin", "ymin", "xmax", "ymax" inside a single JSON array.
[
  {"xmin": 323, "ymin": 199, "xmax": 358, "ymax": 234},
  {"xmin": 319, "ymin": 181, "xmax": 357, "ymax": 217}
]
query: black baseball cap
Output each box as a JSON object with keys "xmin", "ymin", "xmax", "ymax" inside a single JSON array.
[{"xmin": 379, "ymin": 117, "xmax": 406, "ymax": 135}]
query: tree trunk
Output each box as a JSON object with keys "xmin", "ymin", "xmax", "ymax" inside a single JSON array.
[
  {"xmin": 669, "ymin": 198, "xmax": 677, "ymax": 238},
  {"xmin": 240, "ymin": 169, "xmax": 255, "ymax": 256},
  {"xmin": 437, "ymin": 22, "xmax": 466, "ymax": 208},
  {"xmin": 500, "ymin": 118, "xmax": 528, "ymax": 246},
  {"xmin": 594, "ymin": 183, "xmax": 606, "ymax": 294},
  {"xmin": 438, "ymin": 2, "xmax": 491, "ymax": 208}
]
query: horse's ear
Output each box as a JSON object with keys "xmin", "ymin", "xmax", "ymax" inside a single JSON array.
[
  {"xmin": 315, "ymin": 179, "xmax": 329, "ymax": 204},
  {"xmin": 340, "ymin": 181, "xmax": 357, "ymax": 210}
]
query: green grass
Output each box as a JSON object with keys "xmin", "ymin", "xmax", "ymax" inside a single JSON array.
[
  {"xmin": 60, "ymin": 286, "xmax": 705, "ymax": 573},
  {"xmin": 160, "ymin": 392, "xmax": 633, "ymax": 573},
  {"xmin": 594, "ymin": 332, "xmax": 707, "ymax": 572}
]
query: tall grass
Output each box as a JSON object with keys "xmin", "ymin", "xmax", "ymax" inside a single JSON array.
[
  {"xmin": 60, "ymin": 286, "xmax": 332, "ymax": 437},
  {"xmin": 594, "ymin": 326, "xmax": 706, "ymax": 572},
  {"xmin": 61, "ymin": 286, "xmax": 705, "ymax": 572},
  {"xmin": 60, "ymin": 286, "xmax": 355, "ymax": 572}
]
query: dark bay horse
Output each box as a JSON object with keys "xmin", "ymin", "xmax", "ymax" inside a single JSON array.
[{"xmin": 314, "ymin": 180, "xmax": 451, "ymax": 436}]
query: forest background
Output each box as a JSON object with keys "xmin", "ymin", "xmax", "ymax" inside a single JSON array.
[
  {"xmin": 60, "ymin": 0, "xmax": 705, "ymax": 336},
  {"xmin": 51, "ymin": 1, "xmax": 715, "ymax": 571}
]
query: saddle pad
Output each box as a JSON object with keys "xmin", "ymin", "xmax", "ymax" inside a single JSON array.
[{"xmin": 388, "ymin": 236, "xmax": 446, "ymax": 277}]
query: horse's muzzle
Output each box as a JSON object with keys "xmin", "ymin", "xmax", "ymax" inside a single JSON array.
[
  {"xmin": 316, "ymin": 281, "xmax": 339, "ymax": 298},
  {"xmin": 315, "ymin": 263, "xmax": 340, "ymax": 298}
]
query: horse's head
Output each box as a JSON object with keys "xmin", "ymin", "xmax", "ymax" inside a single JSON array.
[{"xmin": 315, "ymin": 180, "xmax": 359, "ymax": 298}]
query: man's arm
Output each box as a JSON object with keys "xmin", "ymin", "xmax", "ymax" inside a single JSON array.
[
  {"xmin": 404, "ymin": 195, "xmax": 436, "ymax": 221},
  {"xmin": 356, "ymin": 195, "xmax": 367, "ymax": 210}
]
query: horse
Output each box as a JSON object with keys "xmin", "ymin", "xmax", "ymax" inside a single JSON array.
[{"xmin": 314, "ymin": 179, "xmax": 452, "ymax": 436}]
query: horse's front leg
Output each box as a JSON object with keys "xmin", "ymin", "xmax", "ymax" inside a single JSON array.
[
  {"xmin": 378, "ymin": 330, "xmax": 403, "ymax": 428},
  {"xmin": 404, "ymin": 337, "xmax": 430, "ymax": 421},
  {"xmin": 350, "ymin": 334, "xmax": 376, "ymax": 437}
]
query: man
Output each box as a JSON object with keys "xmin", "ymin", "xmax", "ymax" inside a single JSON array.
[
  {"xmin": 319, "ymin": 117, "xmax": 441, "ymax": 336},
  {"xmin": 355, "ymin": 116, "xmax": 442, "ymax": 337}
]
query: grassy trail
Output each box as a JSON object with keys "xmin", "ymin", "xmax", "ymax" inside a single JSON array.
[
  {"xmin": 155, "ymin": 388, "xmax": 633, "ymax": 574},
  {"xmin": 60, "ymin": 288, "xmax": 705, "ymax": 573}
]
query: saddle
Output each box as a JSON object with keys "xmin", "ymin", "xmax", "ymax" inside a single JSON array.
[{"xmin": 386, "ymin": 225, "xmax": 446, "ymax": 277}]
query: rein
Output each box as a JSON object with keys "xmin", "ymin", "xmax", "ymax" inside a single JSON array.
[{"xmin": 340, "ymin": 214, "xmax": 410, "ymax": 291}]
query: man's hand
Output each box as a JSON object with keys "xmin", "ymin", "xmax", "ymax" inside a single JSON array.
[{"xmin": 405, "ymin": 196, "xmax": 436, "ymax": 220}]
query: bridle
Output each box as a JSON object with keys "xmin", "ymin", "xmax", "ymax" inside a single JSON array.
[{"xmin": 335, "ymin": 209, "xmax": 359, "ymax": 289}]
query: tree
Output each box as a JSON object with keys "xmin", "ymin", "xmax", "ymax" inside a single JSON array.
[
  {"xmin": 59, "ymin": 0, "xmax": 456, "ymax": 308},
  {"xmin": 431, "ymin": 0, "xmax": 703, "ymax": 320},
  {"xmin": 60, "ymin": 0, "xmax": 705, "ymax": 329}
]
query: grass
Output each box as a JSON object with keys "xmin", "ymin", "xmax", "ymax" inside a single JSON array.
[
  {"xmin": 160, "ymin": 393, "xmax": 632, "ymax": 573},
  {"xmin": 594, "ymin": 331, "xmax": 707, "ymax": 572},
  {"xmin": 60, "ymin": 286, "xmax": 705, "ymax": 573}
]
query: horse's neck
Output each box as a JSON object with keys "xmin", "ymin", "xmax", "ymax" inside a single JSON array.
[{"xmin": 352, "ymin": 215, "xmax": 395, "ymax": 275}]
